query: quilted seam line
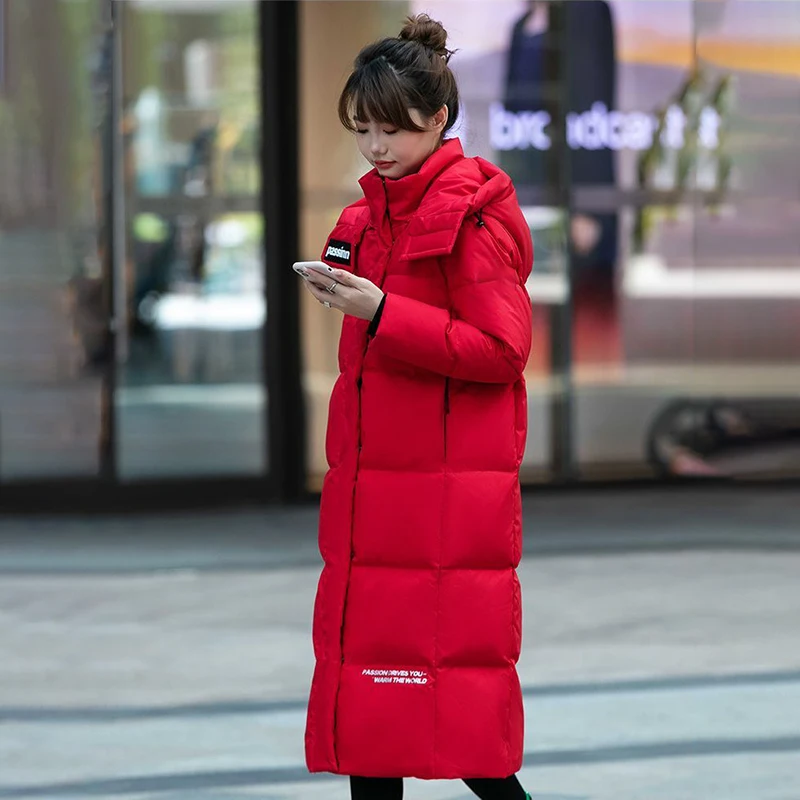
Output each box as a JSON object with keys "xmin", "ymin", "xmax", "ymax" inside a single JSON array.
[
  {"xmin": 308, "ymin": 566, "xmax": 326, "ymax": 768},
  {"xmin": 324, "ymin": 572, "xmax": 341, "ymax": 772},
  {"xmin": 329, "ymin": 453, "xmax": 360, "ymax": 772},
  {"xmin": 449, "ymin": 275, "xmax": 521, "ymax": 289},
  {"xmin": 432, "ymin": 390, "xmax": 451, "ymax": 777},
  {"xmin": 329, "ymin": 271, "xmax": 371, "ymax": 772},
  {"xmin": 512, "ymin": 487, "xmax": 522, "ymax": 571},
  {"xmin": 504, "ymin": 661, "xmax": 514, "ymax": 773},
  {"xmin": 505, "ymin": 572, "xmax": 521, "ymax": 772},
  {"xmin": 431, "ymin": 259, "xmax": 457, "ymax": 778},
  {"xmin": 435, "ymin": 253, "xmax": 459, "ymax": 386}
]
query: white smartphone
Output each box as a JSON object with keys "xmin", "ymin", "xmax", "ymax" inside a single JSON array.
[{"xmin": 293, "ymin": 261, "xmax": 335, "ymax": 280}]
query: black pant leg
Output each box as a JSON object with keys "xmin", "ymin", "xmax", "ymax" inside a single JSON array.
[
  {"xmin": 350, "ymin": 776, "xmax": 404, "ymax": 800},
  {"xmin": 463, "ymin": 775, "xmax": 527, "ymax": 800}
]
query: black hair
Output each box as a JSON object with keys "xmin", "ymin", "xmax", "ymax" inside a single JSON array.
[{"xmin": 338, "ymin": 14, "xmax": 460, "ymax": 135}]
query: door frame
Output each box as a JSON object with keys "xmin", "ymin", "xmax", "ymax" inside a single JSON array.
[{"xmin": 261, "ymin": 0, "xmax": 307, "ymax": 503}]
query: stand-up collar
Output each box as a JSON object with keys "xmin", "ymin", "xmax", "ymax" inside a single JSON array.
[{"xmin": 358, "ymin": 138, "xmax": 465, "ymax": 232}]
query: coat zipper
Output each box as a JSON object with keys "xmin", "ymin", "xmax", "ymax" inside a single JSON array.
[
  {"xmin": 381, "ymin": 176, "xmax": 393, "ymax": 244},
  {"xmin": 443, "ymin": 377, "xmax": 450, "ymax": 460},
  {"xmin": 358, "ymin": 179, "xmax": 393, "ymax": 432}
]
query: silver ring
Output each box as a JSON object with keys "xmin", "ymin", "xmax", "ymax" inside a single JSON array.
[
  {"xmin": 326, "ymin": 281, "xmax": 338, "ymax": 294},
  {"xmin": 323, "ymin": 301, "xmax": 332, "ymax": 309}
]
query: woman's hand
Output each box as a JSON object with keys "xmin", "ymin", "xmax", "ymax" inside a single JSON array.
[{"xmin": 303, "ymin": 268, "xmax": 384, "ymax": 322}]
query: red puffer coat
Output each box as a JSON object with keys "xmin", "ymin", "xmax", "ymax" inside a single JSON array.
[{"xmin": 305, "ymin": 138, "xmax": 533, "ymax": 779}]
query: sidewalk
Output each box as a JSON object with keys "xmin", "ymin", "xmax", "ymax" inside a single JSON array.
[
  {"xmin": 1, "ymin": 487, "xmax": 799, "ymax": 799},
  {"xmin": 2, "ymin": 486, "xmax": 799, "ymax": 575}
]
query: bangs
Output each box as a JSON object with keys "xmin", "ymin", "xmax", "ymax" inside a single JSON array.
[{"xmin": 338, "ymin": 57, "xmax": 426, "ymax": 133}]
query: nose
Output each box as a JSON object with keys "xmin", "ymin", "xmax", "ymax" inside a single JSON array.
[{"xmin": 370, "ymin": 134, "xmax": 387, "ymax": 158}]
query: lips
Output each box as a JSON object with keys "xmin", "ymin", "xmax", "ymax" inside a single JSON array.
[{"xmin": 374, "ymin": 161, "xmax": 395, "ymax": 169}]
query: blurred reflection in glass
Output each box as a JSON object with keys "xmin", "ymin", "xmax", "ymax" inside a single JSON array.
[
  {"xmin": 0, "ymin": 0, "xmax": 106, "ymax": 480},
  {"xmin": 302, "ymin": 0, "xmax": 800, "ymax": 486},
  {"xmin": 117, "ymin": 1, "xmax": 266, "ymax": 479},
  {"xmin": 502, "ymin": 0, "xmax": 620, "ymax": 367},
  {"xmin": 629, "ymin": 0, "xmax": 800, "ymax": 480}
]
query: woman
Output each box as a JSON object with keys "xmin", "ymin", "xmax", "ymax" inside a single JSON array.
[{"xmin": 302, "ymin": 15, "xmax": 533, "ymax": 800}]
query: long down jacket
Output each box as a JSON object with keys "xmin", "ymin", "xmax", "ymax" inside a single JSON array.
[{"xmin": 305, "ymin": 139, "xmax": 533, "ymax": 779}]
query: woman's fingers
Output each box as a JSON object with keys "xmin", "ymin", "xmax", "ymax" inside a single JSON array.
[
  {"xmin": 304, "ymin": 268, "xmax": 352, "ymax": 295},
  {"xmin": 326, "ymin": 268, "xmax": 363, "ymax": 288},
  {"xmin": 303, "ymin": 267, "xmax": 379, "ymax": 321},
  {"xmin": 304, "ymin": 278, "xmax": 331, "ymax": 301},
  {"xmin": 305, "ymin": 277, "xmax": 346, "ymax": 309}
]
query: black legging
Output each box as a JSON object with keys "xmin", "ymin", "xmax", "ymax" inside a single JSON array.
[{"xmin": 350, "ymin": 775, "xmax": 527, "ymax": 800}]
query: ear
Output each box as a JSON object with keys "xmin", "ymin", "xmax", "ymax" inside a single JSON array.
[{"xmin": 430, "ymin": 105, "xmax": 449, "ymax": 133}]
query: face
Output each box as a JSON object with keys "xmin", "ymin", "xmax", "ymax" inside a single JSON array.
[{"xmin": 354, "ymin": 107, "xmax": 449, "ymax": 179}]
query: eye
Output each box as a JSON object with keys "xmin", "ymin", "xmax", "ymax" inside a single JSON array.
[
  {"xmin": 355, "ymin": 128, "xmax": 368, "ymax": 135},
  {"xmin": 383, "ymin": 129, "xmax": 398, "ymax": 136}
]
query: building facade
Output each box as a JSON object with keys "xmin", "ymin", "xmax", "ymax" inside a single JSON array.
[{"xmin": 1, "ymin": 0, "xmax": 799, "ymax": 508}]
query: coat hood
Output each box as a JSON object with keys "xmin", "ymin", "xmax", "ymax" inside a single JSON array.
[{"xmin": 357, "ymin": 139, "xmax": 532, "ymax": 279}]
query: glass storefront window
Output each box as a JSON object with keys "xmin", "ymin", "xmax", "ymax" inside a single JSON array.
[
  {"xmin": 2, "ymin": 0, "xmax": 798, "ymax": 495},
  {"xmin": 301, "ymin": 0, "xmax": 800, "ymax": 486},
  {"xmin": 116, "ymin": 0, "xmax": 266, "ymax": 479},
  {"xmin": 0, "ymin": 0, "xmax": 105, "ymax": 480},
  {"xmin": 569, "ymin": 0, "xmax": 700, "ymax": 478},
  {"xmin": 576, "ymin": 0, "xmax": 800, "ymax": 480},
  {"xmin": 663, "ymin": 0, "xmax": 800, "ymax": 478}
]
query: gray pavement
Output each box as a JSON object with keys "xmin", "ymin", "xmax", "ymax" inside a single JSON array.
[
  {"xmin": 2, "ymin": 487, "xmax": 800, "ymax": 575},
  {"xmin": 1, "ymin": 488, "xmax": 799, "ymax": 799}
]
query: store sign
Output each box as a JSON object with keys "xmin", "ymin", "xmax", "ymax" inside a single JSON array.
[{"xmin": 490, "ymin": 102, "xmax": 721, "ymax": 153}]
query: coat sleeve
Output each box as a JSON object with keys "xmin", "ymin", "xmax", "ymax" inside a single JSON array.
[{"xmin": 368, "ymin": 219, "xmax": 533, "ymax": 384}]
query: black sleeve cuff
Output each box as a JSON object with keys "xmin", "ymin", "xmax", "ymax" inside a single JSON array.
[{"xmin": 367, "ymin": 293, "xmax": 387, "ymax": 337}]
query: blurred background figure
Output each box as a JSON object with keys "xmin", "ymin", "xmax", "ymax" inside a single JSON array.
[{"xmin": 503, "ymin": 0, "xmax": 620, "ymax": 367}]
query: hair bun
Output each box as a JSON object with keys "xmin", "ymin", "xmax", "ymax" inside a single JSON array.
[{"xmin": 399, "ymin": 14, "xmax": 451, "ymax": 60}]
